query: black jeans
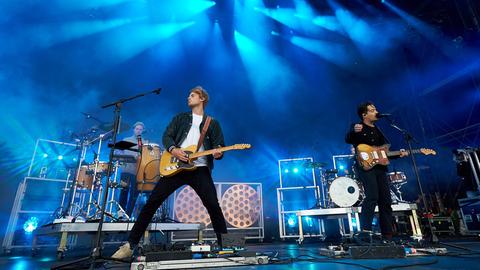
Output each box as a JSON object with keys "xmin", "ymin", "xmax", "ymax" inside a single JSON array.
[
  {"xmin": 118, "ymin": 173, "xmax": 140, "ymax": 217},
  {"xmin": 357, "ymin": 166, "xmax": 393, "ymax": 235},
  {"xmin": 127, "ymin": 166, "xmax": 227, "ymax": 246}
]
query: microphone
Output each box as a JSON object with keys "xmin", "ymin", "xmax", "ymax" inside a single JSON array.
[{"xmin": 376, "ymin": 113, "xmax": 392, "ymax": 118}]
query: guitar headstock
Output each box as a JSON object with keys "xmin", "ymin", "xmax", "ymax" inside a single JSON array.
[
  {"xmin": 420, "ymin": 148, "xmax": 436, "ymax": 156},
  {"xmin": 233, "ymin": 144, "xmax": 251, "ymax": 150}
]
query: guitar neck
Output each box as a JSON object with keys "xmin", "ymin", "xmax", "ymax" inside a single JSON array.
[
  {"xmin": 387, "ymin": 149, "xmax": 422, "ymax": 157},
  {"xmin": 189, "ymin": 146, "xmax": 237, "ymax": 159}
]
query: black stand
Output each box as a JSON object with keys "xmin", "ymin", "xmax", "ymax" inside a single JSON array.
[
  {"xmin": 386, "ymin": 117, "xmax": 438, "ymax": 243},
  {"xmin": 52, "ymin": 88, "xmax": 161, "ymax": 270}
]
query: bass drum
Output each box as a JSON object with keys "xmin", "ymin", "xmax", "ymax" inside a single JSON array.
[{"xmin": 329, "ymin": 177, "xmax": 363, "ymax": 207}]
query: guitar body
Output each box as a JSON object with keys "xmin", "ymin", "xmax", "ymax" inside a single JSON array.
[
  {"xmin": 159, "ymin": 145, "xmax": 198, "ymax": 177},
  {"xmin": 159, "ymin": 143, "xmax": 252, "ymax": 177},
  {"xmin": 356, "ymin": 144, "xmax": 391, "ymax": 170}
]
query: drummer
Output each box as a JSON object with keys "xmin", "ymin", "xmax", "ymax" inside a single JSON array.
[{"xmin": 116, "ymin": 121, "xmax": 149, "ymax": 218}]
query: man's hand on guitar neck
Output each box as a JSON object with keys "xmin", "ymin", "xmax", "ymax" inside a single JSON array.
[
  {"xmin": 399, "ymin": 149, "xmax": 409, "ymax": 158},
  {"xmin": 171, "ymin": 148, "xmax": 189, "ymax": 162},
  {"xmin": 212, "ymin": 148, "xmax": 223, "ymax": 159}
]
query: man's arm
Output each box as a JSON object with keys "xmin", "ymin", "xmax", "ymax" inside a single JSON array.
[
  {"xmin": 345, "ymin": 123, "xmax": 361, "ymax": 145},
  {"xmin": 162, "ymin": 115, "xmax": 179, "ymax": 153},
  {"xmin": 210, "ymin": 119, "xmax": 225, "ymax": 160}
]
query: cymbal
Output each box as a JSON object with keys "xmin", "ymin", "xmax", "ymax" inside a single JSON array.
[
  {"xmin": 303, "ymin": 161, "xmax": 328, "ymax": 169},
  {"xmin": 97, "ymin": 122, "xmax": 130, "ymax": 132}
]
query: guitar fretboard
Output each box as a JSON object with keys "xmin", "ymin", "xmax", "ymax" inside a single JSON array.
[
  {"xmin": 189, "ymin": 145, "xmax": 239, "ymax": 159},
  {"xmin": 387, "ymin": 149, "xmax": 422, "ymax": 157}
]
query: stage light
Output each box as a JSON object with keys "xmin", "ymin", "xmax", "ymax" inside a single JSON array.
[
  {"xmin": 352, "ymin": 217, "xmax": 358, "ymax": 229},
  {"xmin": 305, "ymin": 216, "xmax": 313, "ymax": 227},
  {"xmin": 339, "ymin": 165, "xmax": 345, "ymax": 170},
  {"xmin": 293, "ymin": 168, "xmax": 299, "ymax": 173},
  {"xmin": 23, "ymin": 217, "xmax": 39, "ymax": 233},
  {"xmin": 42, "ymin": 153, "xmax": 48, "ymax": 158},
  {"xmin": 287, "ymin": 217, "xmax": 296, "ymax": 227},
  {"xmin": 271, "ymin": 31, "xmax": 280, "ymax": 36},
  {"xmin": 284, "ymin": 169, "xmax": 289, "ymax": 173},
  {"xmin": 57, "ymin": 155, "xmax": 63, "ymax": 160}
]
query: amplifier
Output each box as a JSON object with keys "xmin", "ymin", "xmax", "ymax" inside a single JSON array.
[
  {"xmin": 458, "ymin": 195, "xmax": 480, "ymax": 233},
  {"xmin": 348, "ymin": 245, "xmax": 406, "ymax": 259},
  {"xmin": 428, "ymin": 217, "xmax": 455, "ymax": 235}
]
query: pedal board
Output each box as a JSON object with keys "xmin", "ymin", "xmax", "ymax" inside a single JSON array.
[
  {"xmin": 319, "ymin": 246, "xmax": 348, "ymax": 257},
  {"xmin": 348, "ymin": 245, "xmax": 406, "ymax": 259}
]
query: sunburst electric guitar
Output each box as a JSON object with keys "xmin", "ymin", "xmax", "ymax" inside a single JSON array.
[
  {"xmin": 356, "ymin": 144, "xmax": 436, "ymax": 170},
  {"xmin": 159, "ymin": 144, "xmax": 251, "ymax": 177}
]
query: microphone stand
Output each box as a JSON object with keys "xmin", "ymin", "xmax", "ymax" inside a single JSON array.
[
  {"xmin": 52, "ymin": 88, "xmax": 161, "ymax": 270},
  {"xmin": 385, "ymin": 116, "xmax": 438, "ymax": 243}
]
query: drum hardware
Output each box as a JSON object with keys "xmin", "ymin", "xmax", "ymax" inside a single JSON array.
[
  {"xmin": 303, "ymin": 161, "xmax": 330, "ymax": 208},
  {"xmin": 388, "ymin": 171, "xmax": 407, "ymax": 203},
  {"xmin": 112, "ymin": 154, "xmax": 137, "ymax": 164}
]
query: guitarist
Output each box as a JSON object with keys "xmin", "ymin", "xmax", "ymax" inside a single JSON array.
[
  {"xmin": 345, "ymin": 101, "xmax": 408, "ymax": 241},
  {"xmin": 112, "ymin": 86, "xmax": 228, "ymax": 259}
]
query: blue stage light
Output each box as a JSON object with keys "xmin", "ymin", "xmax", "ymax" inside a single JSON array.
[
  {"xmin": 23, "ymin": 217, "xmax": 39, "ymax": 233},
  {"xmin": 57, "ymin": 155, "xmax": 63, "ymax": 160},
  {"xmin": 293, "ymin": 168, "xmax": 299, "ymax": 173},
  {"xmin": 305, "ymin": 217, "xmax": 313, "ymax": 227},
  {"xmin": 287, "ymin": 217, "xmax": 296, "ymax": 226},
  {"xmin": 352, "ymin": 217, "xmax": 358, "ymax": 228},
  {"xmin": 284, "ymin": 169, "xmax": 289, "ymax": 173},
  {"xmin": 42, "ymin": 153, "xmax": 48, "ymax": 158},
  {"xmin": 339, "ymin": 165, "xmax": 345, "ymax": 170}
]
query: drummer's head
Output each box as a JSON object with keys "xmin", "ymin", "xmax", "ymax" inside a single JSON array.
[
  {"xmin": 188, "ymin": 86, "xmax": 209, "ymax": 109},
  {"xmin": 132, "ymin": 122, "xmax": 145, "ymax": 136}
]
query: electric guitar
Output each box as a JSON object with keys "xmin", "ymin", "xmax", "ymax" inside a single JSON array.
[
  {"xmin": 159, "ymin": 144, "xmax": 251, "ymax": 177},
  {"xmin": 356, "ymin": 144, "xmax": 436, "ymax": 170}
]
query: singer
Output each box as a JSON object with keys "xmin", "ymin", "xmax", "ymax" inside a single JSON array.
[{"xmin": 345, "ymin": 101, "xmax": 408, "ymax": 241}]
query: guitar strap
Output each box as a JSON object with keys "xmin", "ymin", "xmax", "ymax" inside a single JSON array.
[{"xmin": 196, "ymin": 116, "xmax": 211, "ymax": 153}]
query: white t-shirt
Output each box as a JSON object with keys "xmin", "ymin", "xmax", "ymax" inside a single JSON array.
[{"xmin": 180, "ymin": 113, "xmax": 207, "ymax": 167}]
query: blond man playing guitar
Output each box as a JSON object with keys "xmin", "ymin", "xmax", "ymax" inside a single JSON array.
[{"xmin": 112, "ymin": 86, "xmax": 228, "ymax": 259}]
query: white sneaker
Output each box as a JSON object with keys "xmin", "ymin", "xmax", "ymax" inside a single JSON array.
[{"xmin": 111, "ymin": 242, "xmax": 133, "ymax": 260}]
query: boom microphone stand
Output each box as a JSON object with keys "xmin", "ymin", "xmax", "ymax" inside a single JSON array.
[
  {"xmin": 52, "ymin": 88, "xmax": 161, "ymax": 270},
  {"xmin": 385, "ymin": 116, "xmax": 438, "ymax": 243}
]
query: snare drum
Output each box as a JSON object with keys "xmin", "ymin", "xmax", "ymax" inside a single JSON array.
[
  {"xmin": 329, "ymin": 177, "xmax": 364, "ymax": 207},
  {"xmin": 388, "ymin": 171, "xmax": 406, "ymax": 184},
  {"xmin": 136, "ymin": 144, "xmax": 162, "ymax": 191}
]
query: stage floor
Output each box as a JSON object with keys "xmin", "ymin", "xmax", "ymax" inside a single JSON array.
[{"xmin": 1, "ymin": 238, "xmax": 479, "ymax": 270}]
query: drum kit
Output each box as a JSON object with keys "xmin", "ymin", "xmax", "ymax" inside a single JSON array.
[
  {"xmin": 58, "ymin": 117, "xmax": 164, "ymax": 222},
  {"xmin": 312, "ymin": 160, "xmax": 409, "ymax": 209}
]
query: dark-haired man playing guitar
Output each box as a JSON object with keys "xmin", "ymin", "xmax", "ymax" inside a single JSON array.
[{"xmin": 345, "ymin": 102, "xmax": 408, "ymax": 241}]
